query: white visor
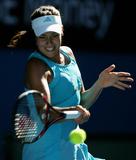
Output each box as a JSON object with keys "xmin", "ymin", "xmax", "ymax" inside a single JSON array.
[{"xmin": 32, "ymin": 15, "xmax": 62, "ymax": 37}]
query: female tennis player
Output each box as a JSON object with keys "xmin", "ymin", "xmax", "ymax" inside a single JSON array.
[{"xmin": 9, "ymin": 5, "xmax": 133, "ymax": 160}]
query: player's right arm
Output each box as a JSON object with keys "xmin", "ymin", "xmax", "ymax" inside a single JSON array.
[{"xmin": 24, "ymin": 58, "xmax": 52, "ymax": 103}]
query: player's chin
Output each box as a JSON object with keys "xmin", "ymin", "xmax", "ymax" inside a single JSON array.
[{"xmin": 41, "ymin": 49, "xmax": 55, "ymax": 57}]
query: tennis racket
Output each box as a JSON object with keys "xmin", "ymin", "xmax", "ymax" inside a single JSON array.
[{"xmin": 14, "ymin": 90, "xmax": 81, "ymax": 144}]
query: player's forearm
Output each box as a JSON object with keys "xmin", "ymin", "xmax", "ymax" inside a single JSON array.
[{"xmin": 80, "ymin": 80, "xmax": 103, "ymax": 109}]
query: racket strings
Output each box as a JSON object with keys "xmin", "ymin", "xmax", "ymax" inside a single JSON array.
[
  {"xmin": 14, "ymin": 113, "xmax": 37, "ymax": 142},
  {"xmin": 14, "ymin": 95, "xmax": 48, "ymax": 143}
]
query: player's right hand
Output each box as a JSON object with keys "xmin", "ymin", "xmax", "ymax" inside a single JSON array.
[{"xmin": 75, "ymin": 105, "xmax": 91, "ymax": 124}]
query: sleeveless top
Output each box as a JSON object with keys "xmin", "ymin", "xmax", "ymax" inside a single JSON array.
[
  {"xmin": 22, "ymin": 47, "xmax": 105, "ymax": 160},
  {"xmin": 28, "ymin": 47, "xmax": 82, "ymax": 107}
]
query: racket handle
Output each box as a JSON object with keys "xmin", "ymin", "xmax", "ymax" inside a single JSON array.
[{"xmin": 63, "ymin": 111, "xmax": 81, "ymax": 119}]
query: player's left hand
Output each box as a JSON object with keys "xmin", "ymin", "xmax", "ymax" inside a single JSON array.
[{"xmin": 97, "ymin": 64, "xmax": 134, "ymax": 90}]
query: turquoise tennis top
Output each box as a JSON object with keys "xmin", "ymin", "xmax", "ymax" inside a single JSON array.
[{"xmin": 22, "ymin": 46, "xmax": 105, "ymax": 160}]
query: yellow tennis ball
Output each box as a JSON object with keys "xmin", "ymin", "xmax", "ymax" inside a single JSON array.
[{"xmin": 69, "ymin": 128, "xmax": 87, "ymax": 144}]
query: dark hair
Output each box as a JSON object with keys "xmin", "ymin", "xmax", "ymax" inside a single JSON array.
[
  {"xmin": 31, "ymin": 5, "xmax": 60, "ymax": 20},
  {"xmin": 8, "ymin": 30, "xmax": 35, "ymax": 49},
  {"xmin": 8, "ymin": 5, "xmax": 61, "ymax": 49}
]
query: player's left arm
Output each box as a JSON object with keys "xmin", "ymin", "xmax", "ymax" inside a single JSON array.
[
  {"xmin": 80, "ymin": 80, "xmax": 103, "ymax": 109},
  {"xmin": 80, "ymin": 64, "xmax": 134, "ymax": 109}
]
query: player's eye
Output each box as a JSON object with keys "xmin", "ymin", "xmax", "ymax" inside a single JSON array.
[
  {"xmin": 39, "ymin": 36, "xmax": 47, "ymax": 39},
  {"xmin": 53, "ymin": 33, "xmax": 59, "ymax": 37}
]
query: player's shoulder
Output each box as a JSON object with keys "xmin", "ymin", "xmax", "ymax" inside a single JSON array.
[
  {"xmin": 60, "ymin": 46, "xmax": 75, "ymax": 59},
  {"xmin": 28, "ymin": 51, "xmax": 48, "ymax": 67},
  {"xmin": 60, "ymin": 46, "xmax": 73, "ymax": 53},
  {"xmin": 27, "ymin": 55, "xmax": 49, "ymax": 73}
]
